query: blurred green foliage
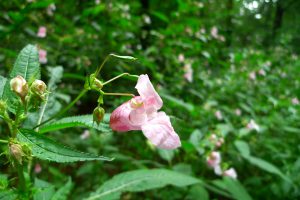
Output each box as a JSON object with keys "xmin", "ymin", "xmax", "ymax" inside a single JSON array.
[{"xmin": 1, "ymin": 0, "xmax": 300, "ymax": 199}]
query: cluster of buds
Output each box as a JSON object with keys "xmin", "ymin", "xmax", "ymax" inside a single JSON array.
[
  {"xmin": 10, "ymin": 75, "xmax": 48, "ymax": 109},
  {"xmin": 93, "ymin": 106, "xmax": 105, "ymax": 125},
  {"xmin": 209, "ymin": 133, "xmax": 224, "ymax": 148}
]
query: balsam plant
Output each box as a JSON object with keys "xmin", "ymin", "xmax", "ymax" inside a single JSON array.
[{"xmin": 0, "ymin": 45, "xmax": 189, "ymax": 199}]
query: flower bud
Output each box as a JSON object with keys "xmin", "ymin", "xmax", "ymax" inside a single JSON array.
[
  {"xmin": 9, "ymin": 143, "xmax": 24, "ymax": 164},
  {"xmin": 93, "ymin": 106, "xmax": 105, "ymax": 124},
  {"xmin": 10, "ymin": 75, "xmax": 28, "ymax": 99},
  {"xmin": 30, "ymin": 80, "xmax": 47, "ymax": 100}
]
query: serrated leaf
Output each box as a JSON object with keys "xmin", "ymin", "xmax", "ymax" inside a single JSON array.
[
  {"xmin": 38, "ymin": 114, "xmax": 111, "ymax": 134},
  {"xmin": 2, "ymin": 45, "xmax": 40, "ymax": 113},
  {"xmin": 86, "ymin": 169, "xmax": 201, "ymax": 200},
  {"xmin": 109, "ymin": 54, "xmax": 137, "ymax": 61},
  {"xmin": 51, "ymin": 178, "xmax": 73, "ymax": 200},
  {"xmin": 17, "ymin": 129, "xmax": 113, "ymax": 163}
]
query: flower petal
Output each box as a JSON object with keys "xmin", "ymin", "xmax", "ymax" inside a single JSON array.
[
  {"xmin": 141, "ymin": 112, "xmax": 181, "ymax": 149},
  {"xmin": 110, "ymin": 97, "xmax": 146, "ymax": 132},
  {"xmin": 135, "ymin": 74, "xmax": 163, "ymax": 110}
]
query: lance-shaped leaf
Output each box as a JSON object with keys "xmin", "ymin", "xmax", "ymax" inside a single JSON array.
[
  {"xmin": 38, "ymin": 114, "xmax": 111, "ymax": 134},
  {"xmin": 86, "ymin": 169, "xmax": 201, "ymax": 200},
  {"xmin": 3, "ymin": 45, "xmax": 40, "ymax": 113},
  {"xmin": 109, "ymin": 54, "xmax": 137, "ymax": 61},
  {"xmin": 17, "ymin": 129, "xmax": 113, "ymax": 163}
]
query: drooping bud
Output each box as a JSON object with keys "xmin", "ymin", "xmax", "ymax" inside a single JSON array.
[
  {"xmin": 30, "ymin": 80, "xmax": 47, "ymax": 100},
  {"xmin": 93, "ymin": 106, "xmax": 105, "ymax": 124},
  {"xmin": 9, "ymin": 143, "xmax": 24, "ymax": 165},
  {"xmin": 10, "ymin": 75, "xmax": 28, "ymax": 99}
]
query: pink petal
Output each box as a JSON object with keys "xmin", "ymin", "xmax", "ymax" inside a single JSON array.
[
  {"xmin": 141, "ymin": 112, "xmax": 181, "ymax": 149},
  {"xmin": 135, "ymin": 74, "xmax": 163, "ymax": 110},
  {"xmin": 110, "ymin": 97, "xmax": 146, "ymax": 132}
]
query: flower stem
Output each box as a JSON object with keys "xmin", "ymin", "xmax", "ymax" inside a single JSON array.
[
  {"xmin": 102, "ymin": 73, "xmax": 139, "ymax": 86},
  {"xmin": 95, "ymin": 55, "xmax": 111, "ymax": 77},
  {"xmin": 34, "ymin": 89, "xmax": 88, "ymax": 129},
  {"xmin": 0, "ymin": 139, "xmax": 8, "ymax": 143},
  {"xmin": 102, "ymin": 92, "xmax": 135, "ymax": 97}
]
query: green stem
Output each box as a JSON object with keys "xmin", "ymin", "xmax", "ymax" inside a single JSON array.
[
  {"xmin": 33, "ymin": 89, "xmax": 88, "ymax": 129},
  {"xmin": 35, "ymin": 94, "xmax": 49, "ymax": 132},
  {"xmin": 0, "ymin": 139, "xmax": 8, "ymax": 143},
  {"xmin": 95, "ymin": 54, "xmax": 111, "ymax": 77},
  {"xmin": 17, "ymin": 163, "xmax": 26, "ymax": 192},
  {"xmin": 102, "ymin": 73, "xmax": 139, "ymax": 86},
  {"xmin": 102, "ymin": 92, "xmax": 135, "ymax": 97}
]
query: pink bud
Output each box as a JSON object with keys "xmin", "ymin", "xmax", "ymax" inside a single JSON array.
[
  {"xmin": 178, "ymin": 54, "xmax": 185, "ymax": 62},
  {"xmin": 215, "ymin": 110, "xmax": 223, "ymax": 120},
  {"xmin": 258, "ymin": 69, "xmax": 266, "ymax": 76},
  {"xmin": 235, "ymin": 108, "xmax": 242, "ymax": 116},
  {"xmin": 37, "ymin": 26, "xmax": 47, "ymax": 38},
  {"xmin": 211, "ymin": 26, "xmax": 218, "ymax": 38},
  {"xmin": 183, "ymin": 63, "xmax": 193, "ymax": 82},
  {"xmin": 80, "ymin": 130, "xmax": 90, "ymax": 140},
  {"xmin": 249, "ymin": 72, "xmax": 256, "ymax": 80},
  {"xmin": 10, "ymin": 75, "xmax": 28, "ymax": 99},
  {"xmin": 39, "ymin": 49, "xmax": 47, "ymax": 64},
  {"xmin": 292, "ymin": 97, "xmax": 299, "ymax": 105},
  {"xmin": 207, "ymin": 151, "xmax": 221, "ymax": 168},
  {"xmin": 34, "ymin": 163, "xmax": 42, "ymax": 174},
  {"xmin": 246, "ymin": 119, "xmax": 260, "ymax": 131}
]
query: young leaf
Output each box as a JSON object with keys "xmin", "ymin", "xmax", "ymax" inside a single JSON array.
[
  {"xmin": 86, "ymin": 169, "xmax": 201, "ymax": 200},
  {"xmin": 51, "ymin": 178, "xmax": 73, "ymax": 200},
  {"xmin": 38, "ymin": 114, "xmax": 111, "ymax": 134},
  {"xmin": 17, "ymin": 129, "xmax": 113, "ymax": 163},
  {"xmin": 2, "ymin": 44, "xmax": 40, "ymax": 113}
]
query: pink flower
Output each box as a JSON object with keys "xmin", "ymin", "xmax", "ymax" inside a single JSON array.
[
  {"xmin": 39, "ymin": 49, "xmax": 47, "ymax": 64},
  {"xmin": 34, "ymin": 164, "xmax": 42, "ymax": 174},
  {"xmin": 249, "ymin": 72, "xmax": 256, "ymax": 80},
  {"xmin": 178, "ymin": 54, "xmax": 185, "ymax": 62},
  {"xmin": 235, "ymin": 108, "xmax": 242, "ymax": 116},
  {"xmin": 215, "ymin": 110, "xmax": 223, "ymax": 120},
  {"xmin": 214, "ymin": 165, "xmax": 222, "ymax": 175},
  {"xmin": 80, "ymin": 130, "xmax": 90, "ymax": 140},
  {"xmin": 211, "ymin": 26, "xmax": 218, "ymax": 39},
  {"xmin": 47, "ymin": 3, "xmax": 56, "ymax": 16},
  {"xmin": 258, "ymin": 69, "xmax": 266, "ymax": 76},
  {"xmin": 246, "ymin": 119, "xmax": 260, "ymax": 131},
  {"xmin": 207, "ymin": 151, "xmax": 221, "ymax": 168},
  {"xmin": 110, "ymin": 75, "xmax": 181, "ymax": 149},
  {"xmin": 37, "ymin": 26, "xmax": 46, "ymax": 38},
  {"xmin": 292, "ymin": 97, "xmax": 299, "ymax": 105},
  {"xmin": 183, "ymin": 63, "xmax": 193, "ymax": 82},
  {"xmin": 223, "ymin": 168, "xmax": 237, "ymax": 179}
]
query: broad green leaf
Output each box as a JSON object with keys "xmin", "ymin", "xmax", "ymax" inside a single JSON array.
[
  {"xmin": 187, "ymin": 185, "xmax": 209, "ymax": 200},
  {"xmin": 9, "ymin": 44, "xmax": 40, "ymax": 80},
  {"xmin": 17, "ymin": 129, "xmax": 113, "ymax": 163},
  {"xmin": 2, "ymin": 45, "xmax": 40, "ymax": 113},
  {"xmin": 109, "ymin": 54, "xmax": 137, "ymax": 61},
  {"xmin": 51, "ymin": 178, "xmax": 73, "ymax": 200},
  {"xmin": 222, "ymin": 177, "xmax": 252, "ymax": 200},
  {"xmin": 34, "ymin": 178, "xmax": 55, "ymax": 200},
  {"xmin": 38, "ymin": 114, "xmax": 111, "ymax": 134},
  {"xmin": 158, "ymin": 149, "xmax": 175, "ymax": 162},
  {"xmin": 0, "ymin": 75, "xmax": 7, "ymax": 98},
  {"xmin": 86, "ymin": 169, "xmax": 201, "ymax": 200},
  {"xmin": 0, "ymin": 190, "xmax": 18, "ymax": 200},
  {"xmin": 234, "ymin": 141, "xmax": 250, "ymax": 157}
]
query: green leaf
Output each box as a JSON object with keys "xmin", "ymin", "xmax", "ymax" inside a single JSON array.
[
  {"xmin": 86, "ymin": 169, "xmax": 201, "ymax": 200},
  {"xmin": 38, "ymin": 114, "xmax": 111, "ymax": 134},
  {"xmin": 34, "ymin": 178, "xmax": 55, "ymax": 200},
  {"xmin": 2, "ymin": 45, "xmax": 40, "ymax": 113},
  {"xmin": 47, "ymin": 66, "xmax": 63, "ymax": 90},
  {"xmin": 0, "ymin": 75, "xmax": 7, "ymax": 98},
  {"xmin": 17, "ymin": 129, "xmax": 113, "ymax": 163},
  {"xmin": 187, "ymin": 185, "xmax": 209, "ymax": 200},
  {"xmin": 9, "ymin": 44, "xmax": 40, "ymax": 81},
  {"xmin": 160, "ymin": 93, "xmax": 194, "ymax": 112},
  {"xmin": 157, "ymin": 149, "xmax": 175, "ymax": 162},
  {"xmin": 51, "ymin": 178, "xmax": 73, "ymax": 200},
  {"xmin": 234, "ymin": 141, "xmax": 250, "ymax": 157},
  {"xmin": 109, "ymin": 54, "xmax": 137, "ymax": 61},
  {"xmin": 0, "ymin": 190, "xmax": 18, "ymax": 200},
  {"xmin": 222, "ymin": 177, "xmax": 252, "ymax": 200}
]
